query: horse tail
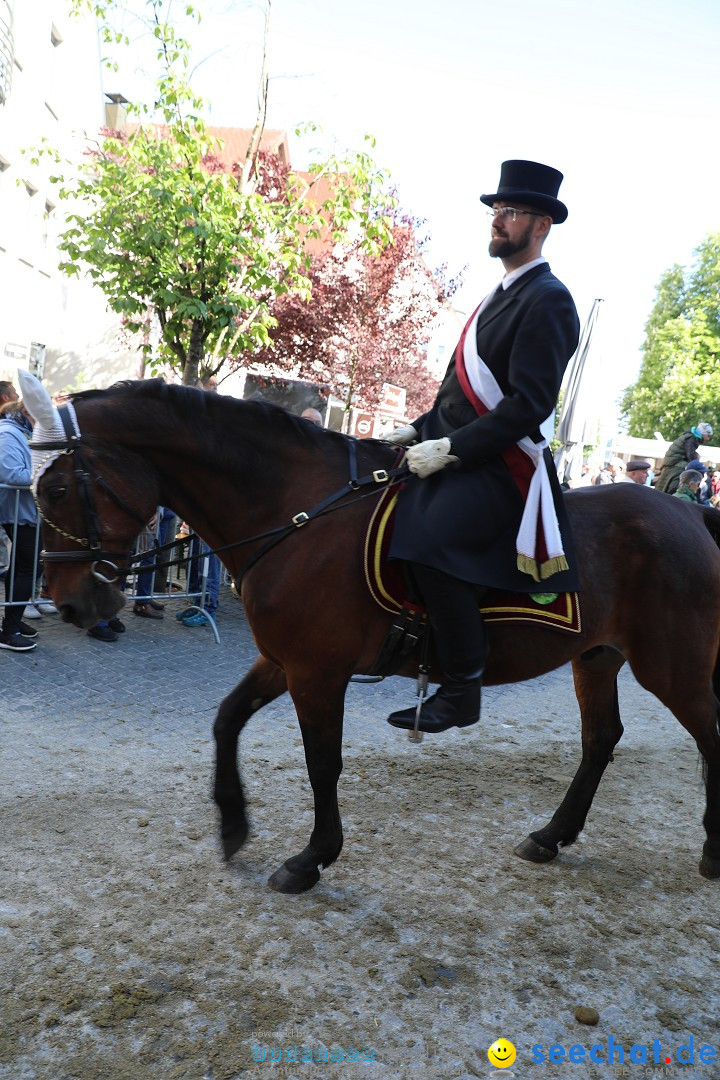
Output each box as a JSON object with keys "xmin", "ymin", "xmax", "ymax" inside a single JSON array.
[{"xmin": 698, "ymin": 505, "xmax": 720, "ymax": 704}]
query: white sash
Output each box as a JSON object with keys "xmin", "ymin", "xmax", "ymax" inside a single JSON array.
[{"xmin": 462, "ymin": 303, "xmax": 568, "ymax": 582}]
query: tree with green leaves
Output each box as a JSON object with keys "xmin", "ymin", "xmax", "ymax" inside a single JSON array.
[
  {"xmin": 37, "ymin": 1, "xmax": 396, "ymax": 385},
  {"xmin": 620, "ymin": 234, "xmax": 720, "ymax": 438}
]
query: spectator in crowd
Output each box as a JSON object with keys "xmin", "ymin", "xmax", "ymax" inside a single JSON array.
[
  {"xmin": 0, "ymin": 381, "xmax": 19, "ymax": 408},
  {"xmin": 683, "ymin": 460, "xmax": 711, "ymax": 503},
  {"xmin": 181, "ymin": 377, "xmax": 221, "ymax": 628},
  {"xmin": 673, "ymin": 469, "xmax": 702, "ymax": 504},
  {"xmin": 87, "ymin": 617, "xmax": 125, "ymax": 642},
  {"xmin": 0, "ymin": 382, "xmax": 19, "ymax": 578},
  {"xmin": 132, "ymin": 510, "xmax": 166, "ymax": 620},
  {"xmin": 625, "ymin": 459, "xmax": 652, "ymax": 485},
  {"xmin": 0, "ymin": 398, "xmax": 41, "ymax": 651},
  {"xmin": 710, "ymin": 468, "xmax": 720, "ymax": 506},
  {"xmin": 300, "ymin": 407, "xmax": 323, "ymax": 426},
  {"xmin": 577, "ymin": 461, "xmax": 599, "ymax": 487},
  {"xmin": 593, "ymin": 457, "xmax": 626, "ymax": 484},
  {"xmin": 655, "ymin": 422, "xmax": 713, "ymax": 494}
]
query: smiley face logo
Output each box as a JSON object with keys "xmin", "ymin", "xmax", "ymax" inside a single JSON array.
[{"xmin": 487, "ymin": 1038, "xmax": 517, "ymax": 1068}]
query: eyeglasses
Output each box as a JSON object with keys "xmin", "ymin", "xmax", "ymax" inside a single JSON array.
[{"xmin": 486, "ymin": 207, "xmax": 545, "ymax": 222}]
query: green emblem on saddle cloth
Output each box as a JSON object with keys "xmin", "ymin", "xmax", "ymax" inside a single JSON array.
[{"xmin": 530, "ymin": 592, "xmax": 559, "ymax": 606}]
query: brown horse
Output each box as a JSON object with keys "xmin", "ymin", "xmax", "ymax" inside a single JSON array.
[{"xmin": 23, "ymin": 377, "xmax": 720, "ymax": 893}]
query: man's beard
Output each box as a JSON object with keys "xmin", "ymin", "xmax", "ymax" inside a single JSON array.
[{"xmin": 488, "ymin": 219, "xmax": 534, "ymax": 259}]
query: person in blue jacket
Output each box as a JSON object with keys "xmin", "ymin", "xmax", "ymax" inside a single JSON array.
[{"xmin": 0, "ymin": 397, "xmax": 41, "ymax": 651}]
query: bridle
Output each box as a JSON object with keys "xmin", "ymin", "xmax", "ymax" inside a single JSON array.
[
  {"xmin": 31, "ymin": 404, "xmax": 410, "ymax": 586},
  {"xmin": 30, "ymin": 404, "xmax": 152, "ymax": 584}
]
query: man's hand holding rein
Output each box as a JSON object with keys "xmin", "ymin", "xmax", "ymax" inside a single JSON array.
[{"xmin": 405, "ymin": 438, "xmax": 459, "ymax": 478}]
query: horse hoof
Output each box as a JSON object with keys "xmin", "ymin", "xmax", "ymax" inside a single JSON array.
[
  {"xmin": 514, "ymin": 836, "xmax": 558, "ymax": 864},
  {"xmin": 268, "ymin": 862, "xmax": 321, "ymax": 894},
  {"xmin": 221, "ymin": 824, "xmax": 249, "ymax": 861},
  {"xmin": 699, "ymin": 854, "xmax": 720, "ymax": 879}
]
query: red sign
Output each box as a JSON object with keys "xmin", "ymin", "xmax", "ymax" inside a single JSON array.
[
  {"xmin": 351, "ymin": 411, "xmax": 374, "ymax": 438},
  {"xmin": 379, "ymin": 383, "xmax": 406, "ymax": 416}
]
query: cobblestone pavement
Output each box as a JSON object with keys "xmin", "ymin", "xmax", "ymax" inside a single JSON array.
[{"xmin": 1, "ymin": 584, "xmax": 575, "ymax": 765}]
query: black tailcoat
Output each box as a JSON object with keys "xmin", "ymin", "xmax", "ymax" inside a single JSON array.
[{"xmin": 390, "ymin": 262, "xmax": 581, "ymax": 592}]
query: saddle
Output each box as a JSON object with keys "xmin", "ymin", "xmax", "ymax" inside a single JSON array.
[{"xmin": 362, "ymin": 488, "xmax": 582, "ymax": 678}]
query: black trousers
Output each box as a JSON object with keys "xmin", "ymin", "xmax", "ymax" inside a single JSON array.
[
  {"xmin": 1, "ymin": 523, "xmax": 40, "ymax": 634},
  {"xmin": 409, "ymin": 562, "xmax": 488, "ymax": 679}
]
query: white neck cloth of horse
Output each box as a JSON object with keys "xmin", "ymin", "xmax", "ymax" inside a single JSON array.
[
  {"xmin": 17, "ymin": 370, "xmax": 81, "ymax": 494},
  {"xmin": 456, "ymin": 301, "xmax": 568, "ymax": 582}
]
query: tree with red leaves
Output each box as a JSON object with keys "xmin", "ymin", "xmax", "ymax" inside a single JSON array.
[{"xmin": 249, "ymin": 197, "xmax": 459, "ymax": 425}]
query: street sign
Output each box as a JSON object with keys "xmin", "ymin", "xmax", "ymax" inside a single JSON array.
[
  {"xmin": 351, "ymin": 411, "xmax": 374, "ymax": 438},
  {"xmin": 379, "ymin": 383, "xmax": 406, "ymax": 416}
]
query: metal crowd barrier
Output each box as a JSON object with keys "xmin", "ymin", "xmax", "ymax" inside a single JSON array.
[{"xmin": 0, "ymin": 484, "xmax": 226, "ymax": 643}]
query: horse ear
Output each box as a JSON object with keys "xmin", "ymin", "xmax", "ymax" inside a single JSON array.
[{"xmin": 18, "ymin": 369, "xmax": 57, "ymax": 428}]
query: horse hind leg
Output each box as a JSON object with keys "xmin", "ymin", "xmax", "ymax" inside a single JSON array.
[
  {"xmin": 629, "ymin": 639, "xmax": 720, "ymax": 879},
  {"xmin": 268, "ymin": 672, "xmax": 347, "ymax": 895},
  {"xmin": 515, "ymin": 650, "xmax": 625, "ymax": 864},
  {"xmin": 663, "ymin": 689, "xmax": 720, "ymax": 880},
  {"xmin": 213, "ymin": 656, "xmax": 288, "ymax": 861}
]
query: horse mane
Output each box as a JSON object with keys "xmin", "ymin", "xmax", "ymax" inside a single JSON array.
[{"xmin": 70, "ymin": 379, "xmax": 358, "ymax": 455}]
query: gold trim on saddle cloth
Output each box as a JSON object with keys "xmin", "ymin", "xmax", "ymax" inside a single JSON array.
[{"xmin": 363, "ymin": 490, "xmax": 582, "ymax": 634}]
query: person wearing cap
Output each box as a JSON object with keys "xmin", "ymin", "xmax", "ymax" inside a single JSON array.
[
  {"xmin": 624, "ymin": 459, "xmax": 652, "ymax": 485},
  {"xmin": 655, "ymin": 423, "xmax": 713, "ymax": 495},
  {"xmin": 384, "ymin": 160, "xmax": 580, "ymax": 735}
]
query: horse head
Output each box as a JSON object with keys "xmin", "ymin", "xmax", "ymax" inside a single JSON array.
[{"xmin": 19, "ymin": 370, "xmax": 159, "ymax": 628}]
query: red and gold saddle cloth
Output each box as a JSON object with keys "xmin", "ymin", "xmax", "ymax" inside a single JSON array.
[{"xmin": 364, "ymin": 489, "xmax": 582, "ymax": 634}]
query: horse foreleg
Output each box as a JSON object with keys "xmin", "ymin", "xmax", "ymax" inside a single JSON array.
[
  {"xmin": 268, "ymin": 674, "xmax": 346, "ymax": 895},
  {"xmin": 515, "ymin": 651, "xmax": 625, "ymax": 864},
  {"xmin": 213, "ymin": 656, "xmax": 288, "ymax": 861}
]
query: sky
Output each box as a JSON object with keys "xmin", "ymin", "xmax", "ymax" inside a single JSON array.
[{"xmin": 104, "ymin": 0, "xmax": 720, "ymax": 425}]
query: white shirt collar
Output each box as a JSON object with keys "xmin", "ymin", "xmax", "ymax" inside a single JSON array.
[{"xmin": 500, "ymin": 256, "xmax": 547, "ymax": 290}]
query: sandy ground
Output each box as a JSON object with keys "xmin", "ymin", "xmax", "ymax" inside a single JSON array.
[{"xmin": 1, "ymin": 597, "xmax": 719, "ymax": 1079}]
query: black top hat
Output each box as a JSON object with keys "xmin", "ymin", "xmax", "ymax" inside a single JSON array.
[{"xmin": 480, "ymin": 160, "xmax": 568, "ymax": 223}]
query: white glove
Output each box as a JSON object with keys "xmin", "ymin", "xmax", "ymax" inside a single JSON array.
[
  {"xmin": 405, "ymin": 437, "xmax": 459, "ymax": 478},
  {"xmin": 385, "ymin": 424, "xmax": 418, "ymax": 446}
]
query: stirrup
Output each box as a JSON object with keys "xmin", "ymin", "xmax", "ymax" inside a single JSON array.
[{"xmin": 409, "ymin": 662, "xmax": 430, "ymax": 744}]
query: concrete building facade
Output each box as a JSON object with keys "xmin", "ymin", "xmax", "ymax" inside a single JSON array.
[{"xmin": 0, "ymin": 1, "xmax": 138, "ymax": 394}]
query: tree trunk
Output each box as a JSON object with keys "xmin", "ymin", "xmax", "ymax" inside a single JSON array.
[
  {"xmin": 239, "ymin": 0, "xmax": 271, "ymax": 195},
  {"xmin": 182, "ymin": 320, "xmax": 205, "ymax": 386}
]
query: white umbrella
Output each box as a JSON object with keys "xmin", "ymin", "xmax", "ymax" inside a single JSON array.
[{"xmin": 554, "ymin": 298, "xmax": 604, "ymax": 487}]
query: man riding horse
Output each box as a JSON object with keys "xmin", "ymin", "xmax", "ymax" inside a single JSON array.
[{"xmin": 387, "ymin": 159, "xmax": 580, "ymax": 735}]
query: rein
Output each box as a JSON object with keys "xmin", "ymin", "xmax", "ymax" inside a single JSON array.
[{"xmin": 31, "ymin": 407, "xmax": 408, "ymax": 585}]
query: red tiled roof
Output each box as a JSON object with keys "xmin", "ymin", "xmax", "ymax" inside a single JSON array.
[{"xmin": 205, "ymin": 127, "xmax": 290, "ymax": 170}]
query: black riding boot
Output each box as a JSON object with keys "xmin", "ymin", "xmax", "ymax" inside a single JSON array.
[{"xmin": 386, "ymin": 564, "xmax": 488, "ymax": 734}]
